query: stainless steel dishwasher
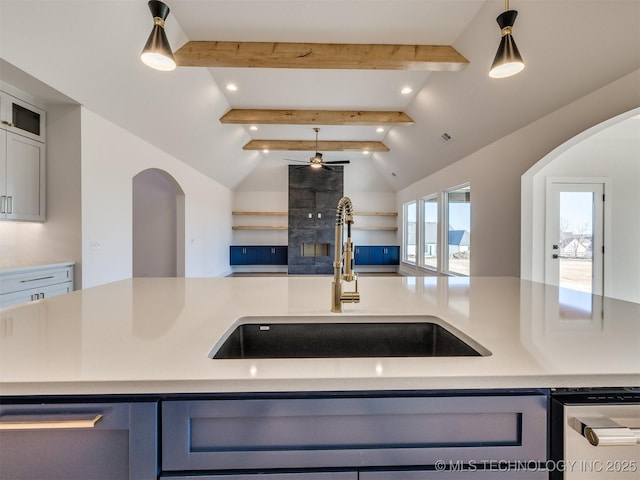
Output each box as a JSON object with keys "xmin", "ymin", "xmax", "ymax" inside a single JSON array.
[{"xmin": 551, "ymin": 388, "xmax": 640, "ymax": 479}]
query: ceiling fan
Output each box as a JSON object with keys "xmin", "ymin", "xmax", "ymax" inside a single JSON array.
[{"xmin": 286, "ymin": 128, "xmax": 351, "ymax": 170}]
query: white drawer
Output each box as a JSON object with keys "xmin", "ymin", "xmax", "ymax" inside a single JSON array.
[{"xmin": 0, "ymin": 264, "xmax": 73, "ymax": 295}]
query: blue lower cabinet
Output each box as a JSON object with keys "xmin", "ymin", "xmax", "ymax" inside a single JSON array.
[
  {"xmin": 355, "ymin": 246, "xmax": 399, "ymax": 265},
  {"xmin": 257, "ymin": 246, "xmax": 288, "ymax": 265},
  {"xmin": 230, "ymin": 246, "xmax": 257, "ymax": 265},
  {"xmin": 0, "ymin": 401, "xmax": 157, "ymax": 480},
  {"xmin": 231, "ymin": 246, "xmax": 287, "ymax": 266},
  {"xmin": 354, "ymin": 246, "xmax": 371, "ymax": 265}
]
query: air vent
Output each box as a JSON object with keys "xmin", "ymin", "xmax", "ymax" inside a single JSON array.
[{"xmin": 440, "ymin": 132, "xmax": 452, "ymax": 142}]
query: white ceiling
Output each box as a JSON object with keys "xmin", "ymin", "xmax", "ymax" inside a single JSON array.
[{"xmin": 1, "ymin": 0, "xmax": 639, "ymax": 192}]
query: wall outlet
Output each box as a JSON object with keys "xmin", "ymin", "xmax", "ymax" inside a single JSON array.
[{"xmin": 89, "ymin": 240, "xmax": 102, "ymax": 250}]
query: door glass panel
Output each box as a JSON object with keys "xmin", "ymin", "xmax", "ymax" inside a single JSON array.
[
  {"xmin": 446, "ymin": 186, "xmax": 471, "ymax": 276},
  {"xmin": 404, "ymin": 201, "xmax": 416, "ymax": 264},
  {"xmin": 558, "ymin": 191, "xmax": 594, "ymax": 293},
  {"xmin": 422, "ymin": 196, "xmax": 438, "ymax": 269}
]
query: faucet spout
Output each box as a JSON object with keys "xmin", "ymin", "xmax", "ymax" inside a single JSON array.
[{"xmin": 332, "ymin": 197, "xmax": 360, "ymax": 313}]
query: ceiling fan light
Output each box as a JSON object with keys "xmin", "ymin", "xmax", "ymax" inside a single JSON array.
[
  {"xmin": 140, "ymin": 1, "xmax": 176, "ymax": 71},
  {"xmin": 310, "ymin": 163, "xmax": 322, "ymax": 169}
]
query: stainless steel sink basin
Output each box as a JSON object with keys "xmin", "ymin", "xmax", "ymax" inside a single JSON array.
[{"xmin": 210, "ymin": 315, "xmax": 490, "ymax": 359}]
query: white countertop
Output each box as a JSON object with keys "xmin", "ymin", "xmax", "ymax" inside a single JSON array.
[{"xmin": 0, "ymin": 276, "xmax": 638, "ymax": 396}]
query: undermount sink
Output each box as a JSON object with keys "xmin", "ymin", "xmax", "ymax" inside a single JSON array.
[{"xmin": 210, "ymin": 315, "xmax": 490, "ymax": 359}]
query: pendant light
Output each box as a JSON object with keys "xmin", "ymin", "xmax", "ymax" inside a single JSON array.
[
  {"xmin": 489, "ymin": 0, "xmax": 525, "ymax": 79},
  {"xmin": 140, "ymin": 1, "xmax": 176, "ymax": 71}
]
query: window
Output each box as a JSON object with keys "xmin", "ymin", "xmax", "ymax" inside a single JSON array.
[
  {"xmin": 421, "ymin": 195, "xmax": 438, "ymax": 270},
  {"xmin": 403, "ymin": 201, "xmax": 417, "ymax": 264},
  {"xmin": 445, "ymin": 185, "xmax": 471, "ymax": 275}
]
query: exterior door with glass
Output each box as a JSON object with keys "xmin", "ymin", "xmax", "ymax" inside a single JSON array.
[{"xmin": 545, "ymin": 180, "xmax": 605, "ymax": 295}]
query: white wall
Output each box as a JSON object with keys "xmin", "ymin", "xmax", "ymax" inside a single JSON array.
[
  {"xmin": 522, "ymin": 108, "xmax": 640, "ymax": 303},
  {"xmin": 397, "ymin": 70, "xmax": 640, "ymax": 279},
  {"xmin": 81, "ymin": 108, "xmax": 232, "ymax": 288}
]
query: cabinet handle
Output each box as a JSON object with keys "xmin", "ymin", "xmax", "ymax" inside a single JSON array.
[
  {"xmin": 0, "ymin": 413, "xmax": 103, "ymax": 430},
  {"xmin": 6, "ymin": 196, "xmax": 12, "ymax": 214},
  {"xmin": 1, "ymin": 120, "xmax": 14, "ymax": 127},
  {"xmin": 0, "ymin": 195, "xmax": 5, "ymax": 214},
  {"xmin": 20, "ymin": 275, "xmax": 55, "ymax": 283},
  {"xmin": 571, "ymin": 416, "xmax": 640, "ymax": 446}
]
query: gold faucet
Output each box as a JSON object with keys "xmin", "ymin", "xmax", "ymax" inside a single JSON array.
[{"xmin": 331, "ymin": 197, "xmax": 360, "ymax": 313}]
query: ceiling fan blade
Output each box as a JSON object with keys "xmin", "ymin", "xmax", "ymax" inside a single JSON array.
[{"xmin": 324, "ymin": 160, "xmax": 351, "ymax": 164}]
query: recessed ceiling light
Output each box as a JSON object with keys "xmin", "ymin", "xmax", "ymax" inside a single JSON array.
[
  {"xmin": 249, "ymin": 126, "xmax": 258, "ymax": 131},
  {"xmin": 262, "ymin": 149, "xmax": 269, "ymax": 154},
  {"xmin": 401, "ymin": 87, "xmax": 413, "ymax": 95},
  {"xmin": 376, "ymin": 127, "xmax": 385, "ymax": 133},
  {"xmin": 226, "ymin": 83, "xmax": 238, "ymax": 91}
]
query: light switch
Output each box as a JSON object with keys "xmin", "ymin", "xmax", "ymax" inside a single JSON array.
[
  {"xmin": 308, "ymin": 213, "xmax": 312, "ymax": 218},
  {"xmin": 317, "ymin": 213, "xmax": 322, "ymax": 218}
]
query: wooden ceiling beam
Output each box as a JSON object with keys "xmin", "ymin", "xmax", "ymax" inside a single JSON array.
[
  {"xmin": 220, "ymin": 109, "xmax": 414, "ymax": 126},
  {"xmin": 243, "ymin": 140, "xmax": 389, "ymax": 152},
  {"xmin": 175, "ymin": 41, "xmax": 468, "ymax": 71}
]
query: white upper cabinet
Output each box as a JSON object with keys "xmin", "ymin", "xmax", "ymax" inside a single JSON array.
[
  {"xmin": 0, "ymin": 85, "xmax": 46, "ymax": 222},
  {"xmin": 0, "ymin": 89, "xmax": 46, "ymax": 143}
]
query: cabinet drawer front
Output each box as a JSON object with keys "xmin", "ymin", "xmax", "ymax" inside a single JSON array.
[
  {"xmin": 163, "ymin": 472, "xmax": 357, "ymax": 480},
  {"xmin": 0, "ymin": 265, "xmax": 73, "ymax": 295},
  {"xmin": 162, "ymin": 395, "xmax": 547, "ymax": 472},
  {"xmin": 361, "ymin": 470, "xmax": 548, "ymax": 479},
  {"xmin": 0, "ymin": 402, "xmax": 157, "ymax": 480}
]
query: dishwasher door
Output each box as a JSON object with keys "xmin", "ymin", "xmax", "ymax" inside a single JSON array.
[{"xmin": 563, "ymin": 403, "xmax": 640, "ymax": 479}]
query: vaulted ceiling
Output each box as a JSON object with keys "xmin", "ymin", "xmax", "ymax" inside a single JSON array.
[{"xmin": 1, "ymin": 1, "xmax": 639, "ymax": 192}]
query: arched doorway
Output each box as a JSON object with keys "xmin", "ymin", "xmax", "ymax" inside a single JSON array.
[
  {"xmin": 132, "ymin": 168, "xmax": 185, "ymax": 277},
  {"xmin": 521, "ymin": 108, "xmax": 640, "ymax": 303}
]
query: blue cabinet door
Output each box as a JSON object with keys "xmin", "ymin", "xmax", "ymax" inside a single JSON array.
[
  {"xmin": 256, "ymin": 247, "xmax": 273, "ymax": 264},
  {"xmin": 256, "ymin": 247, "xmax": 288, "ymax": 265},
  {"xmin": 385, "ymin": 246, "xmax": 400, "ymax": 265},
  {"xmin": 230, "ymin": 247, "xmax": 258, "ymax": 265},
  {"xmin": 354, "ymin": 246, "xmax": 371, "ymax": 265},
  {"xmin": 369, "ymin": 247, "xmax": 385, "ymax": 265},
  {"xmin": 273, "ymin": 246, "xmax": 288, "ymax": 265}
]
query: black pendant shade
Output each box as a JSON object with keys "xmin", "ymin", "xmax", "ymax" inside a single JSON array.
[
  {"xmin": 141, "ymin": 0, "xmax": 176, "ymax": 71},
  {"xmin": 489, "ymin": 9, "xmax": 525, "ymax": 78}
]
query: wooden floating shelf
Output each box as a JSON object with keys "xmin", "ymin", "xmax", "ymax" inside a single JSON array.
[
  {"xmin": 232, "ymin": 211, "xmax": 288, "ymax": 216},
  {"xmin": 352, "ymin": 226, "xmax": 398, "ymax": 231},
  {"xmin": 232, "ymin": 226, "xmax": 288, "ymax": 230},
  {"xmin": 354, "ymin": 211, "xmax": 398, "ymax": 216}
]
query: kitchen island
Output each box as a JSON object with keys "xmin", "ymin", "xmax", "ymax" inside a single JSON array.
[
  {"xmin": 1, "ymin": 276, "xmax": 638, "ymax": 394},
  {"xmin": 1, "ymin": 276, "xmax": 638, "ymax": 479}
]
